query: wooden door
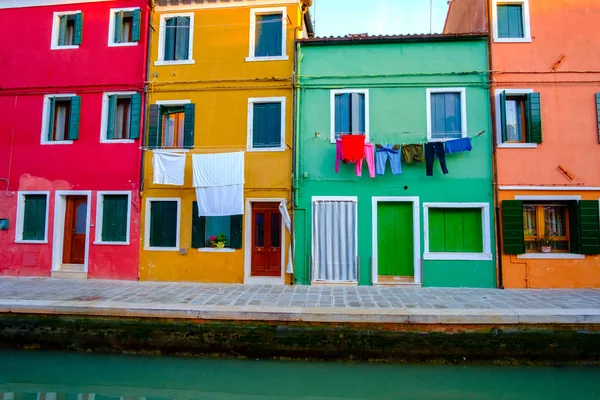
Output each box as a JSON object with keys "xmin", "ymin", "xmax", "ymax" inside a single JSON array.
[
  {"xmin": 62, "ymin": 196, "xmax": 87, "ymax": 265},
  {"xmin": 251, "ymin": 204, "xmax": 282, "ymax": 277},
  {"xmin": 377, "ymin": 202, "xmax": 414, "ymax": 277}
]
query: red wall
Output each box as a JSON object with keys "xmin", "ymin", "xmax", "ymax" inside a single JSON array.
[{"xmin": 0, "ymin": 0, "xmax": 149, "ymax": 280}]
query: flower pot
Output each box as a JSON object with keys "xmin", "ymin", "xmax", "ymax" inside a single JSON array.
[
  {"xmin": 541, "ymin": 246, "xmax": 552, "ymax": 253},
  {"xmin": 216, "ymin": 242, "xmax": 225, "ymax": 249}
]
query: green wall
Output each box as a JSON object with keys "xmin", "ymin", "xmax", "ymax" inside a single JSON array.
[{"xmin": 294, "ymin": 38, "xmax": 495, "ymax": 287}]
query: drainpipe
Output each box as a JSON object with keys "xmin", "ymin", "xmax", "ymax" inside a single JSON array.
[{"xmin": 139, "ymin": 0, "xmax": 154, "ymax": 198}]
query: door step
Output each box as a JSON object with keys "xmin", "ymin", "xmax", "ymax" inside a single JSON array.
[
  {"xmin": 376, "ymin": 275, "xmax": 420, "ymax": 286},
  {"xmin": 51, "ymin": 270, "xmax": 87, "ymax": 279}
]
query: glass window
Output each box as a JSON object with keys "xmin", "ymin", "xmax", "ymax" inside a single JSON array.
[
  {"xmin": 334, "ymin": 92, "xmax": 366, "ymax": 140},
  {"xmin": 161, "ymin": 107, "xmax": 185, "ymax": 148},
  {"xmin": 205, "ymin": 216, "xmax": 231, "ymax": 248},
  {"xmin": 430, "ymin": 92, "xmax": 462, "ymax": 140},
  {"xmin": 497, "ymin": 4, "xmax": 524, "ymax": 39},
  {"xmin": 505, "ymin": 96, "xmax": 527, "ymax": 142},
  {"xmin": 255, "ymin": 14, "xmax": 283, "ymax": 57},
  {"xmin": 252, "ymin": 102, "xmax": 282, "ymax": 148},
  {"xmin": 523, "ymin": 203, "xmax": 570, "ymax": 253}
]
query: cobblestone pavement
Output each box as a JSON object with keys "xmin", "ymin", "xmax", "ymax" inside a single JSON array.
[{"xmin": 0, "ymin": 277, "xmax": 599, "ymax": 310}]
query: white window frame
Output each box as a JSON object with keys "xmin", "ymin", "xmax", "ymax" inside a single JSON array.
[
  {"xmin": 246, "ymin": 7, "xmax": 288, "ymax": 62},
  {"xmin": 100, "ymin": 91, "xmax": 137, "ymax": 143},
  {"xmin": 426, "ymin": 88, "xmax": 468, "ymax": 142},
  {"xmin": 492, "ymin": 0, "xmax": 532, "ymax": 43},
  {"xmin": 153, "ymin": 99, "xmax": 192, "ymax": 151},
  {"xmin": 40, "ymin": 94, "xmax": 76, "ymax": 145},
  {"xmin": 94, "ymin": 191, "xmax": 132, "ymax": 245},
  {"xmin": 247, "ymin": 96, "xmax": 286, "ymax": 152},
  {"xmin": 495, "ymin": 88, "xmax": 537, "ymax": 149},
  {"xmin": 15, "ymin": 191, "xmax": 50, "ymax": 244},
  {"xmin": 155, "ymin": 12, "xmax": 195, "ymax": 66},
  {"xmin": 144, "ymin": 197, "xmax": 181, "ymax": 251},
  {"xmin": 423, "ymin": 202, "xmax": 493, "ymax": 261},
  {"xmin": 108, "ymin": 7, "xmax": 140, "ymax": 47},
  {"xmin": 329, "ymin": 89, "xmax": 370, "ymax": 144},
  {"xmin": 50, "ymin": 10, "xmax": 81, "ymax": 50}
]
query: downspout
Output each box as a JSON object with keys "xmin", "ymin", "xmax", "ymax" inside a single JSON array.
[{"xmin": 139, "ymin": 0, "xmax": 154, "ymax": 198}]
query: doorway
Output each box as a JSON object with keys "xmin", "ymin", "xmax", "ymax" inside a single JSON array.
[
  {"xmin": 62, "ymin": 196, "xmax": 87, "ymax": 265},
  {"xmin": 250, "ymin": 203, "xmax": 282, "ymax": 277}
]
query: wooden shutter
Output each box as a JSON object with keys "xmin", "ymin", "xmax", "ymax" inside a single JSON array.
[
  {"xmin": 114, "ymin": 11, "xmax": 123, "ymax": 43},
  {"xmin": 499, "ymin": 91, "xmax": 508, "ymax": 143},
  {"xmin": 149, "ymin": 201, "xmax": 164, "ymax": 247},
  {"xmin": 47, "ymin": 97, "xmax": 56, "ymax": 141},
  {"xmin": 230, "ymin": 214, "xmax": 243, "ymax": 249},
  {"xmin": 183, "ymin": 103, "xmax": 195, "ymax": 148},
  {"xmin": 596, "ymin": 93, "xmax": 600, "ymax": 143},
  {"xmin": 22, "ymin": 195, "xmax": 46, "ymax": 241},
  {"xmin": 191, "ymin": 202, "xmax": 206, "ymax": 248},
  {"xmin": 106, "ymin": 95, "xmax": 117, "ymax": 140},
  {"xmin": 147, "ymin": 104, "xmax": 160, "ymax": 148},
  {"xmin": 102, "ymin": 195, "xmax": 128, "ymax": 242},
  {"xmin": 73, "ymin": 13, "xmax": 83, "ymax": 45},
  {"xmin": 68, "ymin": 96, "xmax": 81, "ymax": 140},
  {"xmin": 164, "ymin": 18, "xmax": 176, "ymax": 61},
  {"xmin": 526, "ymin": 92, "xmax": 542, "ymax": 143},
  {"xmin": 335, "ymin": 94, "xmax": 351, "ymax": 136},
  {"xmin": 175, "ymin": 16, "xmax": 190, "ymax": 60},
  {"xmin": 58, "ymin": 15, "xmax": 68, "ymax": 46},
  {"xmin": 266, "ymin": 102, "xmax": 281, "ymax": 147},
  {"xmin": 255, "ymin": 14, "xmax": 281, "ymax": 57},
  {"xmin": 502, "ymin": 200, "xmax": 525, "ymax": 254},
  {"xmin": 129, "ymin": 93, "xmax": 142, "ymax": 139},
  {"xmin": 568, "ymin": 201, "xmax": 581, "ymax": 254},
  {"xmin": 132, "ymin": 9, "xmax": 141, "ymax": 42},
  {"xmin": 579, "ymin": 200, "xmax": 600, "ymax": 255},
  {"xmin": 161, "ymin": 201, "xmax": 178, "ymax": 248}
]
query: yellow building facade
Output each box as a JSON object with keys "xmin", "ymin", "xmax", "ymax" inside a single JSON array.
[{"xmin": 140, "ymin": 0, "xmax": 312, "ymax": 283}]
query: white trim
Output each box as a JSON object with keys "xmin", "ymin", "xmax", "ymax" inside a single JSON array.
[
  {"xmin": 492, "ymin": 0, "xmax": 532, "ymax": 43},
  {"xmin": 426, "ymin": 88, "xmax": 467, "ymax": 142},
  {"xmin": 198, "ymin": 248, "xmax": 236, "ymax": 253},
  {"xmin": 499, "ymin": 186, "xmax": 600, "ymax": 191},
  {"xmin": 100, "ymin": 91, "xmax": 137, "ymax": 143},
  {"xmin": 50, "ymin": 11, "xmax": 82, "ymax": 50},
  {"xmin": 371, "ymin": 197, "xmax": 421, "ymax": 285},
  {"xmin": 517, "ymin": 253, "xmax": 586, "ymax": 260},
  {"xmin": 108, "ymin": 7, "xmax": 141, "ymax": 47},
  {"xmin": 247, "ymin": 96, "xmax": 286, "ymax": 152},
  {"xmin": 494, "ymin": 89, "xmax": 536, "ymax": 147},
  {"xmin": 329, "ymin": 89, "xmax": 370, "ymax": 143},
  {"xmin": 1, "ymin": 0, "xmax": 107, "ymax": 9},
  {"xmin": 423, "ymin": 202, "xmax": 493, "ymax": 261},
  {"xmin": 515, "ymin": 195, "xmax": 582, "ymax": 201},
  {"xmin": 52, "ymin": 191, "xmax": 92, "ymax": 273},
  {"xmin": 244, "ymin": 198, "xmax": 286, "ymax": 285},
  {"xmin": 156, "ymin": 13, "xmax": 194, "ymax": 65},
  {"xmin": 14, "ymin": 191, "xmax": 50, "ymax": 244},
  {"xmin": 144, "ymin": 197, "xmax": 181, "ymax": 251},
  {"xmin": 155, "ymin": 0, "xmax": 300, "ymax": 12},
  {"xmin": 40, "ymin": 94, "xmax": 76, "ymax": 145},
  {"xmin": 247, "ymin": 7, "xmax": 288, "ymax": 62},
  {"xmin": 312, "ymin": 196, "xmax": 358, "ymax": 202},
  {"xmin": 94, "ymin": 191, "xmax": 132, "ymax": 245},
  {"xmin": 156, "ymin": 99, "xmax": 191, "ymax": 105}
]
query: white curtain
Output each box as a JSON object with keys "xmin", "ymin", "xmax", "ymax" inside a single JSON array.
[
  {"xmin": 279, "ymin": 201, "xmax": 293, "ymax": 274},
  {"xmin": 55, "ymin": 104, "xmax": 67, "ymax": 140},
  {"xmin": 312, "ymin": 200, "xmax": 357, "ymax": 282}
]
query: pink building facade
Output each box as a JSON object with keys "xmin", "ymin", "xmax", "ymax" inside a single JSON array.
[{"xmin": 0, "ymin": 0, "xmax": 149, "ymax": 280}]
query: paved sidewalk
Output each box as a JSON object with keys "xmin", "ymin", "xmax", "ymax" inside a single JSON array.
[{"xmin": 0, "ymin": 277, "xmax": 599, "ymax": 324}]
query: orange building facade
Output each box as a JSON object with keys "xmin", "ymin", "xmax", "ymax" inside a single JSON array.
[{"xmin": 446, "ymin": 0, "xmax": 600, "ymax": 288}]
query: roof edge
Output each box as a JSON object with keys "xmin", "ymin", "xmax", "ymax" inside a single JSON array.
[{"xmin": 298, "ymin": 33, "xmax": 488, "ymax": 45}]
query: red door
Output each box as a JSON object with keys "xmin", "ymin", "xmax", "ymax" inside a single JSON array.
[
  {"xmin": 62, "ymin": 196, "xmax": 87, "ymax": 265},
  {"xmin": 251, "ymin": 204, "xmax": 282, "ymax": 277}
]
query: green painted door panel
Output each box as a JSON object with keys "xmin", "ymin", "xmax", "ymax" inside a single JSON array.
[{"xmin": 377, "ymin": 202, "xmax": 413, "ymax": 276}]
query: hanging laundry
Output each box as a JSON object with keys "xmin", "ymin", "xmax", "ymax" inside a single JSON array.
[
  {"xmin": 401, "ymin": 144, "xmax": 424, "ymax": 164},
  {"xmin": 425, "ymin": 142, "xmax": 449, "ymax": 176},
  {"xmin": 152, "ymin": 150, "xmax": 186, "ymax": 186},
  {"xmin": 195, "ymin": 185, "xmax": 244, "ymax": 216},
  {"xmin": 375, "ymin": 144, "xmax": 402, "ymax": 175},
  {"xmin": 341, "ymin": 134, "xmax": 365, "ymax": 162},
  {"xmin": 279, "ymin": 201, "xmax": 293, "ymax": 274},
  {"xmin": 445, "ymin": 137, "xmax": 473, "ymax": 154},
  {"xmin": 356, "ymin": 142, "xmax": 376, "ymax": 178}
]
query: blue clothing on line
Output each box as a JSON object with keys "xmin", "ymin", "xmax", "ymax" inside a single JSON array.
[
  {"xmin": 444, "ymin": 137, "xmax": 473, "ymax": 154},
  {"xmin": 375, "ymin": 145, "xmax": 402, "ymax": 176}
]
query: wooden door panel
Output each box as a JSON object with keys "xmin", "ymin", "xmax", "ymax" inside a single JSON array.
[
  {"xmin": 251, "ymin": 206, "xmax": 282, "ymax": 277},
  {"xmin": 377, "ymin": 202, "xmax": 414, "ymax": 277},
  {"xmin": 63, "ymin": 196, "xmax": 87, "ymax": 265}
]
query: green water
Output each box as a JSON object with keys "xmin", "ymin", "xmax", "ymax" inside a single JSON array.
[{"xmin": 0, "ymin": 351, "xmax": 598, "ymax": 399}]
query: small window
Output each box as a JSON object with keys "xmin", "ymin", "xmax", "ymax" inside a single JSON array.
[
  {"xmin": 255, "ymin": 14, "xmax": 283, "ymax": 57},
  {"xmin": 16, "ymin": 193, "xmax": 48, "ymax": 243},
  {"xmin": 428, "ymin": 90, "xmax": 465, "ymax": 140},
  {"xmin": 147, "ymin": 199, "xmax": 179, "ymax": 249},
  {"xmin": 429, "ymin": 208, "xmax": 483, "ymax": 253},
  {"xmin": 102, "ymin": 93, "xmax": 141, "ymax": 141},
  {"xmin": 52, "ymin": 12, "xmax": 83, "ymax": 48},
  {"xmin": 523, "ymin": 203, "xmax": 569, "ymax": 252},
  {"xmin": 148, "ymin": 103, "xmax": 195, "ymax": 149},
  {"xmin": 497, "ymin": 4, "xmax": 524, "ymax": 39},
  {"xmin": 331, "ymin": 90, "xmax": 369, "ymax": 142},
  {"xmin": 162, "ymin": 107, "xmax": 185, "ymax": 147},
  {"xmin": 43, "ymin": 96, "xmax": 81, "ymax": 143},
  {"xmin": 191, "ymin": 202, "xmax": 243, "ymax": 249},
  {"xmin": 499, "ymin": 91, "xmax": 542, "ymax": 144},
  {"xmin": 96, "ymin": 194, "xmax": 130, "ymax": 244},
  {"xmin": 248, "ymin": 98, "xmax": 285, "ymax": 150},
  {"xmin": 110, "ymin": 8, "xmax": 141, "ymax": 45},
  {"xmin": 505, "ymin": 95, "xmax": 527, "ymax": 142},
  {"xmin": 159, "ymin": 15, "xmax": 192, "ymax": 62},
  {"xmin": 51, "ymin": 99, "xmax": 71, "ymax": 141}
]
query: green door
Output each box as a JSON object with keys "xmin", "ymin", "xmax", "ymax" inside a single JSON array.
[{"xmin": 377, "ymin": 202, "xmax": 414, "ymax": 277}]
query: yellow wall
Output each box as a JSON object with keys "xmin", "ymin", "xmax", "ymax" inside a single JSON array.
[{"xmin": 140, "ymin": 1, "xmax": 306, "ymax": 282}]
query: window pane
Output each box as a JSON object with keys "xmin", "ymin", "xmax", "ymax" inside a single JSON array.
[
  {"xmin": 65, "ymin": 17, "xmax": 75, "ymax": 45},
  {"xmin": 205, "ymin": 216, "xmax": 231, "ymax": 246},
  {"xmin": 122, "ymin": 15, "xmax": 133, "ymax": 42},
  {"xmin": 252, "ymin": 102, "xmax": 281, "ymax": 148},
  {"xmin": 255, "ymin": 212, "xmax": 264, "ymax": 247},
  {"xmin": 175, "ymin": 16, "xmax": 190, "ymax": 60},
  {"xmin": 505, "ymin": 99, "xmax": 523, "ymax": 142},
  {"xmin": 255, "ymin": 14, "xmax": 282, "ymax": 57},
  {"xmin": 334, "ymin": 93, "xmax": 351, "ymax": 139},
  {"xmin": 431, "ymin": 93, "xmax": 462, "ymax": 139},
  {"xmin": 270, "ymin": 212, "xmax": 281, "ymax": 247},
  {"xmin": 523, "ymin": 205, "xmax": 536, "ymax": 236},
  {"xmin": 544, "ymin": 206, "xmax": 567, "ymax": 237},
  {"xmin": 115, "ymin": 98, "xmax": 131, "ymax": 139},
  {"xmin": 53, "ymin": 100, "xmax": 71, "ymax": 141},
  {"xmin": 162, "ymin": 110, "xmax": 184, "ymax": 148},
  {"xmin": 75, "ymin": 202, "xmax": 87, "ymax": 234}
]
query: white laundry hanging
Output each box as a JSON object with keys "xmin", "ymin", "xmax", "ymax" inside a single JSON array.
[
  {"xmin": 279, "ymin": 200, "xmax": 293, "ymax": 274},
  {"xmin": 192, "ymin": 152, "xmax": 244, "ymax": 188},
  {"xmin": 195, "ymin": 185, "xmax": 244, "ymax": 217},
  {"xmin": 152, "ymin": 150, "xmax": 186, "ymax": 186}
]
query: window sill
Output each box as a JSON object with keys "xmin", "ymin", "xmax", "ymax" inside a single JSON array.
[
  {"xmin": 245, "ymin": 56, "xmax": 289, "ymax": 62},
  {"xmin": 423, "ymin": 252, "xmax": 493, "ymax": 261},
  {"xmin": 498, "ymin": 143, "xmax": 538, "ymax": 149},
  {"xmin": 246, "ymin": 147, "xmax": 286, "ymax": 152},
  {"xmin": 494, "ymin": 37, "xmax": 532, "ymax": 43},
  {"xmin": 41, "ymin": 140, "xmax": 74, "ymax": 145},
  {"xmin": 15, "ymin": 240, "xmax": 48, "ymax": 244},
  {"xmin": 108, "ymin": 42, "xmax": 139, "ymax": 47},
  {"xmin": 144, "ymin": 247, "xmax": 180, "ymax": 252},
  {"xmin": 154, "ymin": 60, "xmax": 195, "ymax": 66},
  {"xmin": 93, "ymin": 241, "xmax": 130, "ymax": 246},
  {"xmin": 517, "ymin": 253, "xmax": 585, "ymax": 260},
  {"xmin": 51, "ymin": 45, "xmax": 80, "ymax": 50},
  {"xmin": 427, "ymin": 136, "xmax": 467, "ymax": 143},
  {"xmin": 198, "ymin": 248, "xmax": 236, "ymax": 253},
  {"xmin": 101, "ymin": 139, "xmax": 136, "ymax": 144}
]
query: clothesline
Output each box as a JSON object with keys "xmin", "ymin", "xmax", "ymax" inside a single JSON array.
[{"xmin": 354, "ymin": 130, "xmax": 485, "ymax": 146}]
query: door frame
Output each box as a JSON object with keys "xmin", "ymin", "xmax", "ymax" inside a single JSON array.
[
  {"xmin": 371, "ymin": 196, "xmax": 421, "ymax": 285},
  {"xmin": 52, "ymin": 190, "xmax": 92, "ymax": 272},
  {"xmin": 244, "ymin": 198, "xmax": 286, "ymax": 285}
]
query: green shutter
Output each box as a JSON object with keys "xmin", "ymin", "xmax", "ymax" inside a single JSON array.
[
  {"xmin": 191, "ymin": 202, "xmax": 206, "ymax": 248},
  {"xmin": 22, "ymin": 195, "xmax": 46, "ymax": 241},
  {"xmin": 106, "ymin": 95, "xmax": 116, "ymax": 140},
  {"xmin": 68, "ymin": 96, "xmax": 81, "ymax": 140},
  {"xmin": 596, "ymin": 93, "xmax": 600, "ymax": 143},
  {"xmin": 164, "ymin": 18, "xmax": 176, "ymax": 61},
  {"xmin": 147, "ymin": 104, "xmax": 160, "ymax": 148},
  {"xmin": 230, "ymin": 214, "xmax": 243, "ymax": 249},
  {"xmin": 150, "ymin": 200, "xmax": 177, "ymax": 248},
  {"xmin": 568, "ymin": 201, "xmax": 581, "ymax": 254},
  {"xmin": 114, "ymin": 11, "xmax": 123, "ymax": 43},
  {"xmin": 73, "ymin": 12, "xmax": 83, "ymax": 45},
  {"xmin": 47, "ymin": 97, "xmax": 56, "ymax": 141},
  {"xmin": 579, "ymin": 200, "xmax": 600, "ymax": 255},
  {"xmin": 502, "ymin": 200, "xmax": 525, "ymax": 255},
  {"xmin": 500, "ymin": 91, "xmax": 508, "ymax": 143},
  {"xmin": 129, "ymin": 93, "xmax": 141, "ymax": 139},
  {"xmin": 58, "ymin": 15, "xmax": 68, "ymax": 46},
  {"xmin": 132, "ymin": 9, "xmax": 141, "ymax": 42},
  {"xmin": 527, "ymin": 92, "xmax": 542, "ymax": 144},
  {"xmin": 102, "ymin": 195, "xmax": 128, "ymax": 242},
  {"xmin": 183, "ymin": 103, "xmax": 195, "ymax": 149},
  {"xmin": 149, "ymin": 201, "xmax": 164, "ymax": 247}
]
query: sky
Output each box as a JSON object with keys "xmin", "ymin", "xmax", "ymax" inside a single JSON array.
[{"xmin": 310, "ymin": 0, "xmax": 450, "ymax": 37}]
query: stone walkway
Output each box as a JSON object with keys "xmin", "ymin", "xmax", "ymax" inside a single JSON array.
[{"xmin": 0, "ymin": 277, "xmax": 599, "ymax": 324}]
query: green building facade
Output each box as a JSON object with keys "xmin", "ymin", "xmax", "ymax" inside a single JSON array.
[{"xmin": 293, "ymin": 35, "xmax": 496, "ymax": 287}]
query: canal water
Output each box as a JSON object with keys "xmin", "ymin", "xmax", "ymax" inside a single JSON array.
[{"xmin": 0, "ymin": 350, "xmax": 598, "ymax": 399}]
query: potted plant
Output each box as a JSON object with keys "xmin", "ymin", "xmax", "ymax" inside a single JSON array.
[
  {"xmin": 536, "ymin": 230, "xmax": 555, "ymax": 253},
  {"xmin": 208, "ymin": 233, "xmax": 227, "ymax": 249}
]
